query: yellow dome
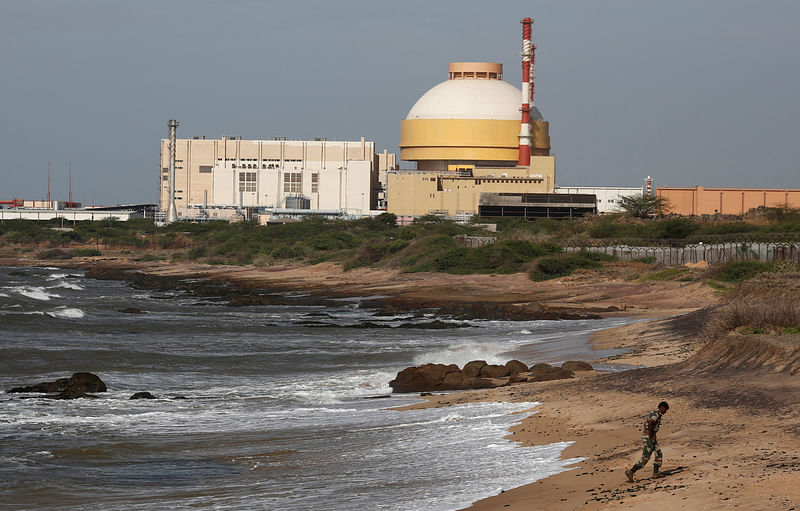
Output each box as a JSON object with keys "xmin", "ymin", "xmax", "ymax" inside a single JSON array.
[{"xmin": 401, "ymin": 62, "xmax": 543, "ymax": 166}]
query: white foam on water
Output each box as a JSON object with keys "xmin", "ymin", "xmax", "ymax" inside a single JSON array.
[
  {"xmin": 9, "ymin": 286, "xmax": 61, "ymax": 301},
  {"xmin": 47, "ymin": 307, "xmax": 85, "ymax": 319},
  {"xmin": 413, "ymin": 341, "xmax": 512, "ymax": 367},
  {"xmin": 48, "ymin": 280, "xmax": 85, "ymax": 290}
]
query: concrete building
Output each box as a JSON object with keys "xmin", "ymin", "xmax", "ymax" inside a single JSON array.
[
  {"xmin": 0, "ymin": 207, "xmax": 142, "ymax": 222},
  {"xmin": 658, "ymin": 186, "xmax": 800, "ymax": 216},
  {"xmin": 555, "ymin": 186, "xmax": 644, "ymax": 214},
  {"xmin": 159, "ymin": 136, "xmax": 396, "ymax": 220}
]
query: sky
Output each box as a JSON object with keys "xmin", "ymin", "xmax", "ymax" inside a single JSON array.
[{"xmin": 1, "ymin": 0, "xmax": 798, "ymax": 205}]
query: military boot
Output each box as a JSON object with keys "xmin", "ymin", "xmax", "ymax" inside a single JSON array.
[
  {"xmin": 625, "ymin": 465, "xmax": 639, "ymax": 483},
  {"xmin": 653, "ymin": 466, "xmax": 663, "ymax": 478}
]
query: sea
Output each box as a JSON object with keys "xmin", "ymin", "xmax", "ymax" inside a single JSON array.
[{"xmin": 0, "ymin": 265, "xmax": 634, "ymax": 510}]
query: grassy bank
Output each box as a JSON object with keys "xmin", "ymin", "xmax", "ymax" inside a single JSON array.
[{"xmin": 2, "ymin": 209, "xmax": 799, "ymax": 282}]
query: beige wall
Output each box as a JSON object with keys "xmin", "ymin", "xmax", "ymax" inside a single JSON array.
[
  {"xmin": 159, "ymin": 137, "xmax": 394, "ymax": 216},
  {"xmin": 658, "ymin": 186, "xmax": 800, "ymax": 216},
  {"xmin": 386, "ymin": 156, "xmax": 555, "ymax": 216}
]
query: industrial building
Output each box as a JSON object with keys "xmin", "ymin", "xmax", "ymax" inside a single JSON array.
[
  {"xmin": 387, "ymin": 18, "xmax": 566, "ymax": 218},
  {"xmin": 554, "ymin": 186, "xmax": 645, "ymax": 214},
  {"xmin": 658, "ymin": 186, "xmax": 800, "ymax": 216},
  {"xmin": 158, "ymin": 126, "xmax": 396, "ymax": 222}
]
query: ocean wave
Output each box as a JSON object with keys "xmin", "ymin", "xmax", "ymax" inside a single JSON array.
[
  {"xmin": 47, "ymin": 307, "xmax": 85, "ymax": 319},
  {"xmin": 48, "ymin": 280, "xmax": 85, "ymax": 291},
  {"xmin": 6, "ymin": 286, "xmax": 61, "ymax": 301},
  {"xmin": 413, "ymin": 342, "xmax": 511, "ymax": 367}
]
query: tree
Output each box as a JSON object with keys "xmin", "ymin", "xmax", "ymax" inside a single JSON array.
[{"xmin": 618, "ymin": 194, "xmax": 671, "ymax": 218}]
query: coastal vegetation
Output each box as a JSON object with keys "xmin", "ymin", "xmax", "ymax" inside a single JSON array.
[{"xmin": 1, "ymin": 208, "xmax": 799, "ymax": 282}]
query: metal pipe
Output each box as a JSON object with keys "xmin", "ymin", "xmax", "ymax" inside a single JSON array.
[
  {"xmin": 166, "ymin": 119, "xmax": 179, "ymax": 223},
  {"xmin": 518, "ymin": 17, "xmax": 533, "ymax": 167}
]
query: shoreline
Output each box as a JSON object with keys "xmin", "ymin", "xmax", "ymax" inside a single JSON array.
[{"xmin": 3, "ymin": 255, "xmax": 799, "ymax": 509}]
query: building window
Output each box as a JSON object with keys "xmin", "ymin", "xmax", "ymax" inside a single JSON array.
[
  {"xmin": 311, "ymin": 173, "xmax": 319, "ymax": 193},
  {"xmin": 199, "ymin": 165, "xmax": 212, "ymax": 173},
  {"xmin": 239, "ymin": 172, "xmax": 256, "ymax": 192},
  {"xmin": 283, "ymin": 172, "xmax": 302, "ymax": 193}
]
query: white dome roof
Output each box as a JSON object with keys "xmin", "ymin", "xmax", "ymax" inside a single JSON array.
[{"xmin": 406, "ymin": 79, "xmax": 542, "ymax": 121}]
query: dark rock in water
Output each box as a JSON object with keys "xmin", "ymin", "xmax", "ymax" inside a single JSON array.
[
  {"xmin": 363, "ymin": 395, "xmax": 391, "ymax": 399},
  {"xmin": 389, "ymin": 363, "xmax": 493, "ymax": 393},
  {"xmin": 562, "ymin": 360, "xmax": 593, "ymax": 372},
  {"xmin": 7, "ymin": 372, "xmax": 107, "ymax": 399},
  {"xmin": 505, "ymin": 360, "xmax": 529, "ymax": 375},
  {"xmin": 389, "ymin": 363, "xmax": 460, "ymax": 393},
  {"xmin": 119, "ymin": 307, "xmax": 145, "ymax": 314},
  {"xmin": 479, "ymin": 364, "xmax": 510, "ymax": 378},
  {"xmin": 130, "ymin": 391, "xmax": 157, "ymax": 400},
  {"xmin": 527, "ymin": 364, "xmax": 574, "ymax": 382},
  {"xmin": 462, "ymin": 360, "xmax": 487, "ymax": 378}
]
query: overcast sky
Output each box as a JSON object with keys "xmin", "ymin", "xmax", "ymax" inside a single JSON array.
[{"xmin": 1, "ymin": 0, "xmax": 798, "ymax": 205}]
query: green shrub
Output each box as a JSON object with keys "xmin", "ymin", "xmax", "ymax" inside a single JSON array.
[
  {"xmin": 641, "ymin": 268, "xmax": 688, "ymax": 281},
  {"xmin": 188, "ymin": 246, "xmax": 208, "ymax": 259},
  {"xmin": 530, "ymin": 255, "xmax": 601, "ymax": 281},
  {"xmin": 574, "ymin": 250, "xmax": 618, "ymax": 262},
  {"xmin": 739, "ymin": 327, "xmax": 765, "ymax": 335},
  {"xmin": 73, "ymin": 248, "xmax": 101, "ymax": 257},
  {"xmin": 271, "ymin": 245, "xmax": 305, "ymax": 260},
  {"xmin": 648, "ymin": 218, "xmax": 699, "ymax": 239},
  {"xmin": 782, "ymin": 326, "xmax": 800, "ymax": 335},
  {"xmin": 715, "ymin": 261, "xmax": 775, "ymax": 282},
  {"xmin": 633, "ymin": 256, "xmax": 657, "ymax": 264},
  {"xmin": 386, "ymin": 239, "xmax": 410, "ymax": 253}
]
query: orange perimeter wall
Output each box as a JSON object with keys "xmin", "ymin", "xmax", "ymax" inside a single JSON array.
[{"xmin": 658, "ymin": 186, "xmax": 800, "ymax": 216}]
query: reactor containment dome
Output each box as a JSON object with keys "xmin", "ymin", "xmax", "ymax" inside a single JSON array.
[{"xmin": 400, "ymin": 62, "xmax": 548, "ymax": 170}]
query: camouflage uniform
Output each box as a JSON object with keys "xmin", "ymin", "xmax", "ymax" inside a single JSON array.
[{"xmin": 634, "ymin": 409, "xmax": 663, "ymax": 470}]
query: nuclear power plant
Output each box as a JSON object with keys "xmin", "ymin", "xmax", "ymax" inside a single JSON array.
[{"xmin": 146, "ymin": 16, "xmax": 797, "ymax": 223}]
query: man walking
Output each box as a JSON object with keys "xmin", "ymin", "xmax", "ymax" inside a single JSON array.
[{"xmin": 626, "ymin": 401, "xmax": 669, "ymax": 482}]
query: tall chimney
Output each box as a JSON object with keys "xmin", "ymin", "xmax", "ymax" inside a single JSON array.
[
  {"xmin": 518, "ymin": 17, "xmax": 533, "ymax": 167},
  {"xmin": 166, "ymin": 119, "xmax": 180, "ymax": 223}
]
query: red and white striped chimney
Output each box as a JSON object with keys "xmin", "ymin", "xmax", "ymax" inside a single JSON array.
[{"xmin": 518, "ymin": 17, "xmax": 533, "ymax": 167}]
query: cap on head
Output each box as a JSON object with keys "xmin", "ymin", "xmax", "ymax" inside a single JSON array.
[{"xmin": 658, "ymin": 401, "xmax": 670, "ymax": 410}]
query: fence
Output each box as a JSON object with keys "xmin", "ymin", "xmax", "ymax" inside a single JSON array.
[{"xmin": 564, "ymin": 240, "xmax": 800, "ymax": 266}]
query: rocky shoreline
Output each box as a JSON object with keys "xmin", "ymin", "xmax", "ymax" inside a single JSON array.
[{"xmin": 4, "ymin": 255, "xmax": 798, "ymax": 509}]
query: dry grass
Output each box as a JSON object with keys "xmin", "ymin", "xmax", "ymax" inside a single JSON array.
[{"xmin": 704, "ymin": 273, "xmax": 800, "ymax": 338}]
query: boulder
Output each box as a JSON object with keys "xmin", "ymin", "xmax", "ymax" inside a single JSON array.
[
  {"xmin": 529, "ymin": 363, "xmax": 554, "ymax": 373},
  {"xmin": 389, "ymin": 363, "xmax": 460, "ymax": 393},
  {"xmin": 562, "ymin": 360, "xmax": 593, "ymax": 372},
  {"xmin": 8, "ymin": 372, "xmax": 107, "ymax": 398},
  {"xmin": 462, "ymin": 360, "xmax": 487, "ymax": 378},
  {"xmin": 506, "ymin": 374, "xmax": 528, "ymax": 384},
  {"xmin": 479, "ymin": 364, "xmax": 511, "ymax": 378},
  {"xmin": 528, "ymin": 365, "xmax": 574, "ymax": 382},
  {"xmin": 505, "ymin": 360, "xmax": 529, "ymax": 375},
  {"xmin": 441, "ymin": 371, "xmax": 495, "ymax": 390},
  {"xmin": 130, "ymin": 392, "xmax": 157, "ymax": 400}
]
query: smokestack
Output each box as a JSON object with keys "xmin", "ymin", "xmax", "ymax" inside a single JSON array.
[
  {"xmin": 47, "ymin": 161, "xmax": 51, "ymax": 206},
  {"xmin": 166, "ymin": 120, "xmax": 179, "ymax": 223},
  {"xmin": 518, "ymin": 17, "xmax": 533, "ymax": 167}
]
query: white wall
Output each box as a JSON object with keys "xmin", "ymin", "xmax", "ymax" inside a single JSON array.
[{"xmin": 555, "ymin": 186, "xmax": 643, "ymax": 214}]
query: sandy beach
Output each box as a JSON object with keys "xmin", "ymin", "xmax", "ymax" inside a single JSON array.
[{"xmin": 3, "ymin": 252, "xmax": 799, "ymax": 510}]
